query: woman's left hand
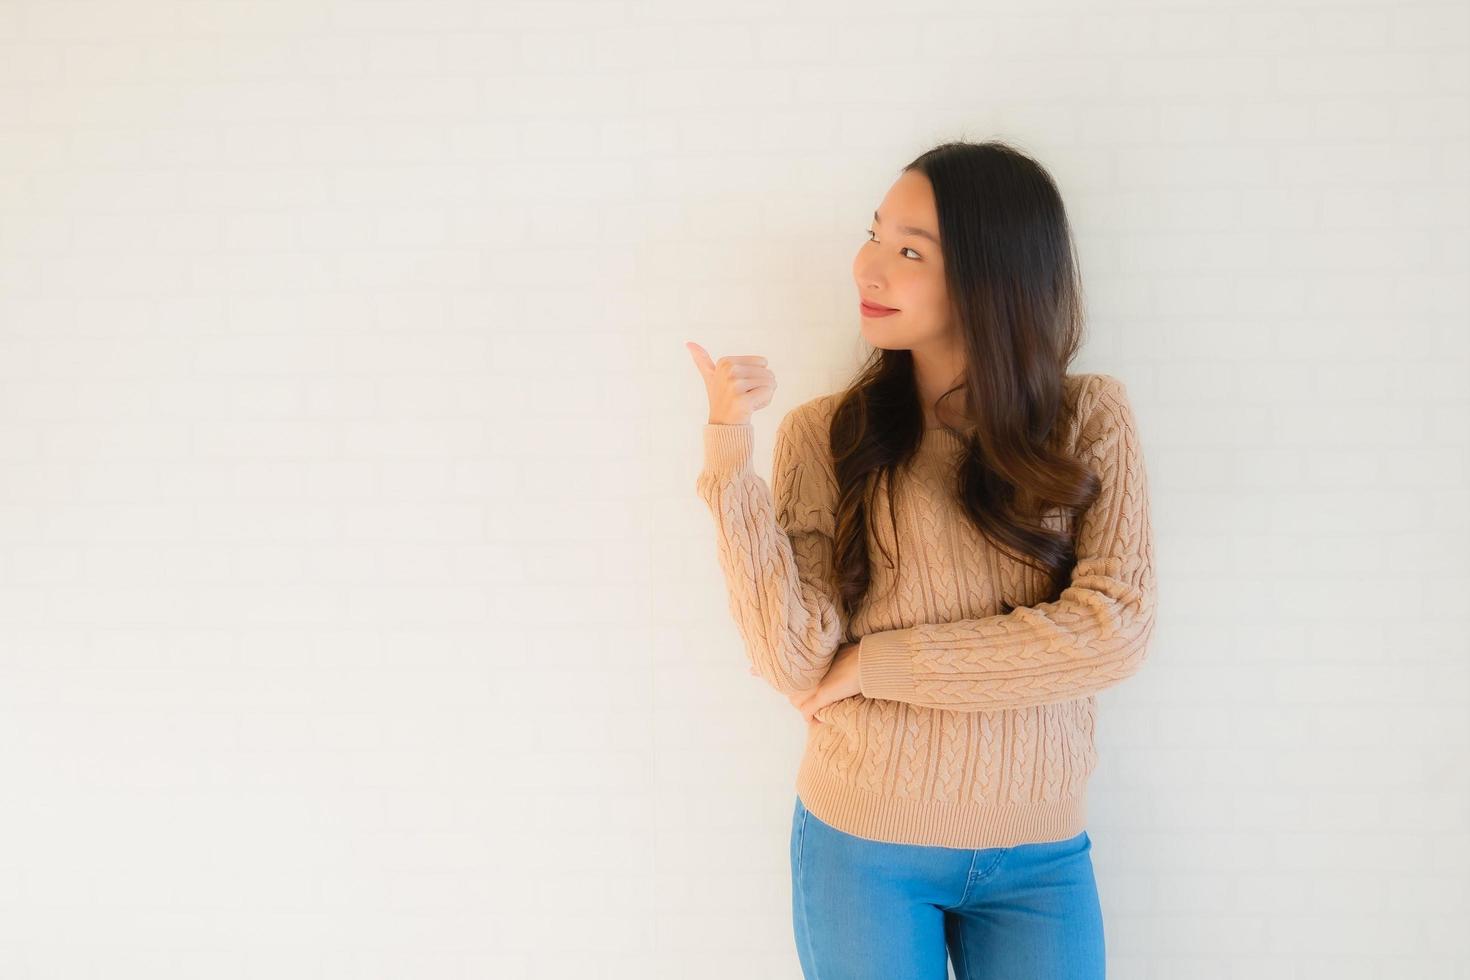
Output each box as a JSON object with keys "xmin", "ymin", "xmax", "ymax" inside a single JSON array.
[{"xmin": 787, "ymin": 641, "xmax": 862, "ymax": 724}]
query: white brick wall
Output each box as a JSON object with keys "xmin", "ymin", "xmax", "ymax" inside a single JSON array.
[{"xmin": 0, "ymin": 1, "xmax": 1466, "ymax": 977}]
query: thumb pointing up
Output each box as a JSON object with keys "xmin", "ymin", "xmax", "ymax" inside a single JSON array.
[
  {"xmin": 686, "ymin": 341, "xmax": 775, "ymax": 426},
  {"xmin": 686, "ymin": 341, "xmax": 716, "ymax": 379}
]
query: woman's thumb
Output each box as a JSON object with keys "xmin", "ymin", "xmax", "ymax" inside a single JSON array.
[{"xmin": 685, "ymin": 341, "xmax": 715, "ymax": 377}]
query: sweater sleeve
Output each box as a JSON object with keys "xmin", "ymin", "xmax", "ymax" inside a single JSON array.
[
  {"xmin": 694, "ymin": 405, "xmax": 845, "ymax": 696},
  {"xmin": 857, "ymin": 374, "xmax": 1158, "ymax": 712}
]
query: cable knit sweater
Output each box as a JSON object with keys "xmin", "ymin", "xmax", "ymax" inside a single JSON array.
[{"xmin": 695, "ymin": 372, "xmax": 1157, "ymax": 849}]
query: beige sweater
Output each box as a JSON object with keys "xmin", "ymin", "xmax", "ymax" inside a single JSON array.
[{"xmin": 695, "ymin": 372, "xmax": 1157, "ymax": 848}]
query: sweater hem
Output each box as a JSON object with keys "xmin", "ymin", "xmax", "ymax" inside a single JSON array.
[{"xmin": 795, "ymin": 746, "xmax": 1087, "ymax": 850}]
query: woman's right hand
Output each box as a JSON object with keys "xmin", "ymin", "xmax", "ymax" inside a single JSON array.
[{"xmin": 685, "ymin": 341, "xmax": 777, "ymax": 425}]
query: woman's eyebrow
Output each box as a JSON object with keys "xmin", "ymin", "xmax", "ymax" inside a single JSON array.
[{"xmin": 873, "ymin": 210, "xmax": 939, "ymax": 245}]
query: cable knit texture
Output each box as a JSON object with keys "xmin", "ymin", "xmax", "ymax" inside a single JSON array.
[{"xmin": 694, "ymin": 372, "xmax": 1157, "ymax": 848}]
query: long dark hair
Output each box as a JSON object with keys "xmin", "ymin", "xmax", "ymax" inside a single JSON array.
[{"xmin": 831, "ymin": 139, "xmax": 1101, "ymax": 620}]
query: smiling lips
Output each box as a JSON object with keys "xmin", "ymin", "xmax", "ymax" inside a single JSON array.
[{"xmin": 860, "ymin": 298, "xmax": 899, "ymax": 316}]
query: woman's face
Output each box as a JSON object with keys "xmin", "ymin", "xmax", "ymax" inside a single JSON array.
[{"xmin": 852, "ymin": 169, "xmax": 951, "ymax": 351}]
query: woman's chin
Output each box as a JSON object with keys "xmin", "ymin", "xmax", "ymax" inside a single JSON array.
[{"xmin": 859, "ymin": 322, "xmax": 908, "ymax": 350}]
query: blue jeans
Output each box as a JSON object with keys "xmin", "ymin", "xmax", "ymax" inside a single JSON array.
[{"xmin": 790, "ymin": 795, "xmax": 1105, "ymax": 979}]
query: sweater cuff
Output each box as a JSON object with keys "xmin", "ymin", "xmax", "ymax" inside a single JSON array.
[
  {"xmin": 858, "ymin": 628, "xmax": 919, "ymax": 703},
  {"xmin": 702, "ymin": 423, "xmax": 755, "ymax": 477}
]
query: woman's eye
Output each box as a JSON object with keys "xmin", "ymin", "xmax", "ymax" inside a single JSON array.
[{"xmin": 864, "ymin": 229, "xmax": 920, "ymax": 259}]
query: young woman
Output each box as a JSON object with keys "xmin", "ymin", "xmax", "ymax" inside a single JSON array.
[{"xmin": 686, "ymin": 139, "xmax": 1157, "ymax": 980}]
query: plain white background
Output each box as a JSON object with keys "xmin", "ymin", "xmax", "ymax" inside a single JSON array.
[{"xmin": 0, "ymin": 0, "xmax": 1466, "ymax": 977}]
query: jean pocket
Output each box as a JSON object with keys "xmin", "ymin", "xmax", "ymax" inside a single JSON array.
[{"xmin": 793, "ymin": 798, "xmax": 808, "ymax": 871}]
